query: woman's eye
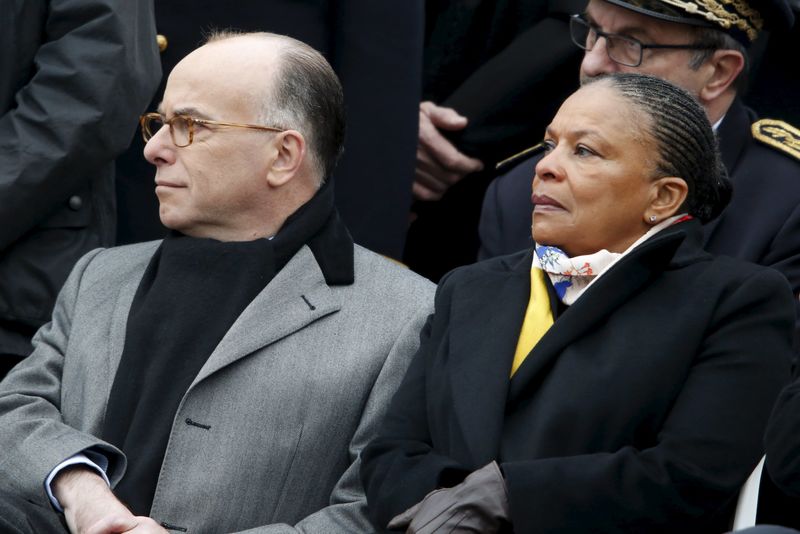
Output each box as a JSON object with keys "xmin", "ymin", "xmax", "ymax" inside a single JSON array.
[
  {"xmin": 542, "ymin": 140, "xmax": 556, "ymax": 153},
  {"xmin": 575, "ymin": 145, "xmax": 595, "ymax": 157}
]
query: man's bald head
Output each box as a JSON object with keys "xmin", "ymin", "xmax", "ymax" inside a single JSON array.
[
  {"xmin": 200, "ymin": 31, "xmax": 346, "ymax": 183},
  {"xmin": 146, "ymin": 33, "xmax": 346, "ymax": 241}
]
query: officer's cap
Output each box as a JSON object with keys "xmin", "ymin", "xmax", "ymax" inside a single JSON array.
[{"xmin": 602, "ymin": 0, "xmax": 795, "ymax": 44}]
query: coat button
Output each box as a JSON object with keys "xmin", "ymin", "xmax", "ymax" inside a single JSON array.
[
  {"xmin": 157, "ymin": 34, "xmax": 168, "ymax": 53},
  {"xmin": 68, "ymin": 195, "xmax": 83, "ymax": 210}
]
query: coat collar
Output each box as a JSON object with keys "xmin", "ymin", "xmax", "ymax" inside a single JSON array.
[
  {"xmin": 273, "ymin": 180, "xmax": 354, "ymax": 286},
  {"xmin": 508, "ymin": 220, "xmax": 706, "ymax": 402}
]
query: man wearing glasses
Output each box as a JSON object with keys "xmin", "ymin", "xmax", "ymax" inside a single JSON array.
[
  {"xmin": 0, "ymin": 32, "xmax": 433, "ymax": 533},
  {"xmin": 478, "ymin": 0, "xmax": 800, "ymax": 316}
]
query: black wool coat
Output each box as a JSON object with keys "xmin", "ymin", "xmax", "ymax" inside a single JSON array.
[{"xmin": 362, "ymin": 220, "xmax": 794, "ymax": 533}]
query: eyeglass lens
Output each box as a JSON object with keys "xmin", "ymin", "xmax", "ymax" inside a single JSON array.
[
  {"xmin": 143, "ymin": 115, "xmax": 192, "ymax": 147},
  {"xmin": 570, "ymin": 16, "xmax": 642, "ymax": 67},
  {"xmin": 143, "ymin": 116, "xmax": 163, "ymax": 141}
]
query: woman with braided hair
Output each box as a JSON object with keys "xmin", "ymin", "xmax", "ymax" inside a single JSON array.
[{"xmin": 360, "ymin": 72, "xmax": 794, "ymax": 533}]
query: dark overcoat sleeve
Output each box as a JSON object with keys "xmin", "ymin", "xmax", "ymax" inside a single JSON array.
[{"xmin": 0, "ymin": 0, "xmax": 161, "ymax": 250}]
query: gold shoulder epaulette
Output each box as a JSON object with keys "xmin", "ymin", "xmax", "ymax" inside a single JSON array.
[{"xmin": 751, "ymin": 119, "xmax": 800, "ymax": 161}]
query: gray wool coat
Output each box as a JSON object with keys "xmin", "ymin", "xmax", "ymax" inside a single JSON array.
[{"xmin": 0, "ymin": 242, "xmax": 434, "ymax": 533}]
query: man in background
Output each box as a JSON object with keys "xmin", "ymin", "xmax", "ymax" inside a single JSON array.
[{"xmin": 0, "ymin": 0, "xmax": 161, "ymax": 378}]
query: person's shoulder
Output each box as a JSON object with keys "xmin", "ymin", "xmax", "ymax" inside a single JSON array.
[
  {"xmin": 76, "ymin": 240, "xmax": 161, "ymax": 283},
  {"xmin": 666, "ymin": 252, "xmax": 794, "ymax": 325},
  {"xmin": 88, "ymin": 240, "xmax": 161, "ymax": 267},
  {"xmin": 440, "ymin": 249, "xmax": 530, "ymax": 289},
  {"xmin": 705, "ymin": 252, "xmax": 793, "ymax": 294},
  {"xmin": 352, "ymin": 245, "xmax": 436, "ymax": 298},
  {"xmin": 669, "ymin": 223, "xmax": 783, "ymax": 286},
  {"xmin": 741, "ymin": 117, "xmax": 800, "ymax": 187},
  {"xmin": 750, "ymin": 118, "xmax": 800, "ymax": 166},
  {"xmin": 727, "ymin": 116, "xmax": 800, "ymax": 201}
]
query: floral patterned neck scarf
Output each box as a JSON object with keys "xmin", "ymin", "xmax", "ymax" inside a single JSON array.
[{"xmin": 533, "ymin": 214, "xmax": 691, "ymax": 305}]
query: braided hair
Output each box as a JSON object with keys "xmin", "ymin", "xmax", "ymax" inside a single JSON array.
[{"xmin": 586, "ymin": 73, "xmax": 732, "ymax": 222}]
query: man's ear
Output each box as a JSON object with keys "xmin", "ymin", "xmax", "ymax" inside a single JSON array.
[
  {"xmin": 645, "ymin": 177, "xmax": 689, "ymax": 223},
  {"xmin": 266, "ymin": 130, "xmax": 306, "ymax": 187},
  {"xmin": 698, "ymin": 49, "xmax": 745, "ymax": 102}
]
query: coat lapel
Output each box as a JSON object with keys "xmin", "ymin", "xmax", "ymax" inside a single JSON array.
[
  {"xmin": 448, "ymin": 252, "xmax": 531, "ymax": 464},
  {"xmin": 508, "ymin": 227, "xmax": 688, "ymax": 404},
  {"xmin": 190, "ymin": 246, "xmax": 340, "ymax": 387}
]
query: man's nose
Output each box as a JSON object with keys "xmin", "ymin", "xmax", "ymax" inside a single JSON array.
[
  {"xmin": 579, "ymin": 38, "xmax": 618, "ymax": 79},
  {"xmin": 143, "ymin": 125, "xmax": 176, "ymax": 166}
]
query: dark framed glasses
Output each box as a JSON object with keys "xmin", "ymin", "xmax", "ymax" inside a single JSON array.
[{"xmin": 569, "ymin": 14, "xmax": 716, "ymax": 67}]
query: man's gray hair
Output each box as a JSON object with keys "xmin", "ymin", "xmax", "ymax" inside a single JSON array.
[
  {"xmin": 688, "ymin": 27, "xmax": 750, "ymax": 93},
  {"xmin": 205, "ymin": 30, "xmax": 346, "ymax": 183}
]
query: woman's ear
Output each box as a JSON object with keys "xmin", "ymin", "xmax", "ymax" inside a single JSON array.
[
  {"xmin": 266, "ymin": 130, "xmax": 306, "ymax": 187},
  {"xmin": 645, "ymin": 177, "xmax": 689, "ymax": 224}
]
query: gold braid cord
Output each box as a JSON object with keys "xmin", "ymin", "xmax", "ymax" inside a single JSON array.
[
  {"xmin": 658, "ymin": 0, "xmax": 762, "ymax": 41},
  {"xmin": 752, "ymin": 119, "xmax": 800, "ymax": 161}
]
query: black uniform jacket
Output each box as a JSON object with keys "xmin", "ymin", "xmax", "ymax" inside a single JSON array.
[
  {"xmin": 478, "ymin": 98, "xmax": 800, "ymax": 318},
  {"xmin": 0, "ymin": 0, "xmax": 160, "ymax": 356},
  {"xmin": 362, "ymin": 219, "xmax": 794, "ymax": 533}
]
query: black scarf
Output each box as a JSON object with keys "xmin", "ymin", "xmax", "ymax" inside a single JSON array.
[{"xmin": 101, "ymin": 182, "xmax": 352, "ymax": 515}]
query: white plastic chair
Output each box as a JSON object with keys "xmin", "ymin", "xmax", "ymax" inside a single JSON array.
[{"xmin": 732, "ymin": 455, "xmax": 766, "ymax": 531}]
